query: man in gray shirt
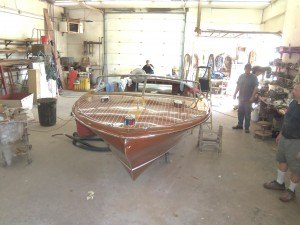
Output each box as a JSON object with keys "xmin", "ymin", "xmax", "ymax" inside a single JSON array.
[
  {"xmin": 232, "ymin": 63, "xmax": 258, "ymax": 133},
  {"xmin": 263, "ymin": 83, "xmax": 300, "ymax": 202}
]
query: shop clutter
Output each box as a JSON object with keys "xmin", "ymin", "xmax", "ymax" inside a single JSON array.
[
  {"xmin": 0, "ymin": 105, "xmax": 33, "ymax": 166},
  {"xmin": 255, "ymin": 46, "xmax": 300, "ymax": 138}
]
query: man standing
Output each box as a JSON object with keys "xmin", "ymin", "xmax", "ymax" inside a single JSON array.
[
  {"xmin": 263, "ymin": 83, "xmax": 300, "ymax": 202},
  {"xmin": 142, "ymin": 60, "xmax": 154, "ymax": 74},
  {"xmin": 232, "ymin": 63, "xmax": 258, "ymax": 133}
]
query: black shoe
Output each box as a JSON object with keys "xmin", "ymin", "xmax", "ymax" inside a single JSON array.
[
  {"xmin": 245, "ymin": 129, "xmax": 250, "ymax": 133},
  {"xmin": 232, "ymin": 125, "xmax": 243, "ymax": 129},
  {"xmin": 279, "ymin": 189, "xmax": 296, "ymax": 202},
  {"xmin": 263, "ymin": 180, "xmax": 285, "ymax": 191}
]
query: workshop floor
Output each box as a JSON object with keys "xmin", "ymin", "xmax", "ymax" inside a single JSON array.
[{"xmin": 0, "ymin": 92, "xmax": 299, "ymax": 225}]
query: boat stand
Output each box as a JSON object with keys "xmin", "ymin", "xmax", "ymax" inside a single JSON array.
[
  {"xmin": 197, "ymin": 124, "xmax": 223, "ymax": 155},
  {"xmin": 164, "ymin": 152, "xmax": 171, "ymax": 163},
  {"xmin": 69, "ymin": 132, "xmax": 111, "ymax": 152},
  {"xmin": 53, "ymin": 133, "xmax": 110, "ymax": 152}
]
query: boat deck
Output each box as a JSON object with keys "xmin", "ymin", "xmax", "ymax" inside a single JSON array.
[{"xmin": 74, "ymin": 93, "xmax": 208, "ymax": 129}]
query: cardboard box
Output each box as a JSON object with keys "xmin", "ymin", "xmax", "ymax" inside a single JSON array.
[
  {"xmin": 28, "ymin": 69, "xmax": 41, "ymax": 102},
  {"xmin": 0, "ymin": 93, "xmax": 33, "ymax": 109}
]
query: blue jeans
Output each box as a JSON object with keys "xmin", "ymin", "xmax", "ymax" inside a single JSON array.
[{"xmin": 238, "ymin": 101, "xmax": 252, "ymax": 129}]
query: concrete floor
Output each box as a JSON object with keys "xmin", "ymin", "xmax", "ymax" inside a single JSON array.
[{"xmin": 0, "ymin": 91, "xmax": 299, "ymax": 225}]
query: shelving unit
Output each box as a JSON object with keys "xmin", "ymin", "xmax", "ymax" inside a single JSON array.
[
  {"xmin": 257, "ymin": 46, "xmax": 300, "ymax": 133},
  {"xmin": 211, "ymin": 79, "xmax": 228, "ymax": 94},
  {"xmin": 276, "ymin": 46, "xmax": 300, "ymax": 59},
  {"xmin": 0, "ymin": 38, "xmax": 38, "ymax": 59},
  {"xmin": 83, "ymin": 41, "xmax": 102, "ymax": 55},
  {"xmin": 268, "ymin": 46, "xmax": 300, "ymax": 88}
]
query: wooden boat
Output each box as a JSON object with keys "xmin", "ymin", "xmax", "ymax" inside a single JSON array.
[
  {"xmin": 74, "ymin": 76, "xmax": 209, "ymax": 179},
  {"xmin": 73, "ymin": 89, "xmax": 210, "ymax": 180},
  {"xmin": 125, "ymin": 75, "xmax": 200, "ymax": 96}
]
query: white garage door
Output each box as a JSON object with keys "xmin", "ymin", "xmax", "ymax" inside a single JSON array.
[{"xmin": 105, "ymin": 13, "xmax": 185, "ymax": 75}]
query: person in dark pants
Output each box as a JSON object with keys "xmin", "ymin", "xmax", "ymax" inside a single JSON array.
[
  {"xmin": 232, "ymin": 63, "xmax": 258, "ymax": 133},
  {"xmin": 142, "ymin": 60, "xmax": 154, "ymax": 74},
  {"xmin": 263, "ymin": 83, "xmax": 300, "ymax": 202}
]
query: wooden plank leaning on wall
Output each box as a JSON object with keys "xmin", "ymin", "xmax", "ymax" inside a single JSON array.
[{"xmin": 43, "ymin": 8, "xmax": 66, "ymax": 89}]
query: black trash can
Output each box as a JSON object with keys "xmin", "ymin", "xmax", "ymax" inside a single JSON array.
[{"xmin": 37, "ymin": 98, "xmax": 57, "ymax": 127}]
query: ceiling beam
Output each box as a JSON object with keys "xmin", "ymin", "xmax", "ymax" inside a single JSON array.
[{"xmin": 56, "ymin": 0, "xmax": 103, "ymax": 12}]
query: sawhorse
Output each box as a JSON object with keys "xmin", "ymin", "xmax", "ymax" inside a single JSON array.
[{"xmin": 197, "ymin": 124, "xmax": 223, "ymax": 155}]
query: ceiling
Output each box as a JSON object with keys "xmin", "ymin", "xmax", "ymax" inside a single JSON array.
[{"xmin": 52, "ymin": 0, "xmax": 273, "ymax": 10}]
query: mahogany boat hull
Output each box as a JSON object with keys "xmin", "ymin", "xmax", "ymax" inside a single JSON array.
[
  {"xmin": 73, "ymin": 92, "xmax": 210, "ymax": 179},
  {"xmin": 90, "ymin": 127, "xmax": 189, "ymax": 180}
]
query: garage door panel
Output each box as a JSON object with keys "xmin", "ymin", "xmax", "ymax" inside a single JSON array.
[
  {"xmin": 106, "ymin": 19, "xmax": 184, "ymax": 32},
  {"xmin": 108, "ymin": 54, "xmax": 182, "ymax": 67},
  {"xmin": 106, "ymin": 13, "xmax": 184, "ymax": 75},
  {"xmin": 107, "ymin": 30, "xmax": 183, "ymax": 42},
  {"xmin": 108, "ymin": 54, "xmax": 145, "ymax": 66},
  {"xmin": 107, "ymin": 42, "xmax": 142, "ymax": 54},
  {"xmin": 107, "ymin": 31, "xmax": 183, "ymax": 44},
  {"xmin": 107, "ymin": 42, "xmax": 182, "ymax": 55},
  {"xmin": 106, "ymin": 55, "xmax": 183, "ymax": 74}
]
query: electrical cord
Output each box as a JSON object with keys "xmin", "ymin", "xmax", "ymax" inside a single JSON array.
[
  {"xmin": 59, "ymin": 95, "xmax": 84, "ymax": 98},
  {"xmin": 212, "ymin": 109, "xmax": 237, "ymax": 118},
  {"xmin": 27, "ymin": 115, "xmax": 73, "ymax": 127},
  {"xmin": 28, "ymin": 117, "xmax": 74, "ymax": 133}
]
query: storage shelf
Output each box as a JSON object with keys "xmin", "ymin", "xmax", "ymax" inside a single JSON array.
[
  {"xmin": 0, "ymin": 38, "xmax": 36, "ymax": 59},
  {"xmin": 276, "ymin": 46, "xmax": 300, "ymax": 58},
  {"xmin": 0, "ymin": 48, "xmax": 28, "ymax": 53},
  {"xmin": 0, "ymin": 38, "xmax": 38, "ymax": 45},
  {"xmin": 269, "ymin": 84, "xmax": 291, "ymax": 93}
]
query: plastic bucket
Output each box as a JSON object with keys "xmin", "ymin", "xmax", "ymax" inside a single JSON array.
[
  {"xmin": 37, "ymin": 98, "xmax": 57, "ymax": 127},
  {"xmin": 41, "ymin": 35, "xmax": 48, "ymax": 44}
]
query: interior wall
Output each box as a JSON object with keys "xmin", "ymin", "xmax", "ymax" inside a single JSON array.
[
  {"xmin": 64, "ymin": 7, "xmax": 265, "ymax": 73},
  {"xmin": 262, "ymin": 0, "xmax": 286, "ymax": 33},
  {"xmin": 0, "ymin": 0, "xmax": 66, "ymax": 95},
  {"xmin": 184, "ymin": 7, "xmax": 281, "ymax": 95},
  {"xmin": 66, "ymin": 9, "xmax": 104, "ymax": 67},
  {"xmin": 0, "ymin": 0, "xmax": 66, "ymax": 58},
  {"xmin": 281, "ymin": 0, "xmax": 300, "ymax": 63},
  {"xmin": 184, "ymin": 7, "xmax": 263, "ymax": 55}
]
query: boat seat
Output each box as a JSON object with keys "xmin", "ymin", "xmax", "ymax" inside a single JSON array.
[{"xmin": 197, "ymin": 125, "xmax": 223, "ymax": 155}]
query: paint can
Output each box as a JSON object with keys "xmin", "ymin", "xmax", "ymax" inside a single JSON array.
[
  {"xmin": 124, "ymin": 115, "xmax": 135, "ymax": 126},
  {"xmin": 101, "ymin": 96, "xmax": 109, "ymax": 103},
  {"xmin": 174, "ymin": 100, "xmax": 183, "ymax": 108}
]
